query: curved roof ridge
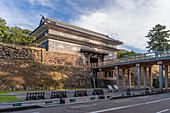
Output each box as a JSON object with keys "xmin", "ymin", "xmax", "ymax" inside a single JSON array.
[{"xmin": 41, "ymin": 15, "xmax": 107, "ymax": 37}]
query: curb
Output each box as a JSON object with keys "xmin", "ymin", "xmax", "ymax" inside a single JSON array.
[
  {"xmin": 109, "ymin": 91, "xmax": 169, "ymax": 100},
  {"xmin": 0, "ymin": 105, "xmax": 42, "ymax": 112}
]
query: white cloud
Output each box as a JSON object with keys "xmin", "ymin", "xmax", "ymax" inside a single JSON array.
[
  {"xmin": 71, "ymin": 0, "xmax": 170, "ymax": 52},
  {"xmin": 0, "ymin": 1, "xmax": 50, "ymax": 30},
  {"xmin": 27, "ymin": 0, "xmax": 55, "ymax": 7}
]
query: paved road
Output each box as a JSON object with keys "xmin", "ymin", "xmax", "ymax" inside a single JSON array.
[{"xmin": 8, "ymin": 92, "xmax": 170, "ymax": 113}]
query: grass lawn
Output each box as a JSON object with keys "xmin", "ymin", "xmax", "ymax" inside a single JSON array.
[{"xmin": 0, "ymin": 91, "xmax": 22, "ymax": 103}]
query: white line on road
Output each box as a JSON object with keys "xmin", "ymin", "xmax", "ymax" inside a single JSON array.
[
  {"xmin": 71, "ymin": 104, "xmax": 97, "ymax": 108},
  {"xmin": 136, "ymin": 96, "xmax": 151, "ymax": 99},
  {"xmin": 115, "ymin": 99, "xmax": 131, "ymax": 103},
  {"xmin": 89, "ymin": 98, "xmax": 170, "ymax": 113},
  {"xmin": 159, "ymin": 94, "xmax": 168, "ymax": 97},
  {"xmin": 156, "ymin": 109, "xmax": 169, "ymax": 113},
  {"xmin": 89, "ymin": 103, "xmax": 143, "ymax": 113},
  {"xmin": 144, "ymin": 98, "xmax": 170, "ymax": 104}
]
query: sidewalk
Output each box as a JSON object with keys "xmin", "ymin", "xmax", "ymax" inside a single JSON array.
[{"xmin": 0, "ymin": 88, "xmax": 169, "ymax": 112}]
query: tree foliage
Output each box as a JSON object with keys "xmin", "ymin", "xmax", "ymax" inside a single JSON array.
[
  {"xmin": 0, "ymin": 17, "xmax": 35, "ymax": 43},
  {"xmin": 146, "ymin": 24, "xmax": 170, "ymax": 52},
  {"xmin": 117, "ymin": 50, "xmax": 138, "ymax": 58},
  {"xmin": 0, "ymin": 17, "xmax": 10, "ymax": 39}
]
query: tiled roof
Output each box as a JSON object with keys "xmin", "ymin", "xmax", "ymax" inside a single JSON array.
[{"xmin": 40, "ymin": 15, "xmax": 123, "ymax": 44}]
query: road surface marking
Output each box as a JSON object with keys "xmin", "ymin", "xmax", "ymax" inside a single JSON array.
[
  {"xmin": 159, "ymin": 94, "xmax": 168, "ymax": 96},
  {"xmin": 89, "ymin": 103, "xmax": 143, "ymax": 113},
  {"xmin": 71, "ymin": 104, "xmax": 97, "ymax": 108},
  {"xmin": 89, "ymin": 98, "xmax": 170, "ymax": 113},
  {"xmin": 156, "ymin": 109, "xmax": 169, "ymax": 113},
  {"xmin": 144, "ymin": 98, "xmax": 170, "ymax": 104},
  {"xmin": 115, "ymin": 99, "xmax": 131, "ymax": 103},
  {"xmin": 136, "ymin": 96, "xmax": 151, "ymax": 99}
]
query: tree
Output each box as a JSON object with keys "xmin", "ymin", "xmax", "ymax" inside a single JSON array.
[
  {"xmin": 0, "ymin": 17, "xmax": 10, "ymax": 38},
  {"xmin": 146, "ymin": 24, "xmax": 170, "ymax": 52},
  {"xmin": 0, "ymin": 17, "xmax": 36, "ymax": 43},
  {"xmin": 0, "ymin": 17, "xmax": 6, "ymax": 25},
  {"xmin": 9, "ymin": 27, "xmax": 35, "ymax": 43},
  {"xmin": 117, "ymin": 50, "xmax": 138, "ymax": 58}
]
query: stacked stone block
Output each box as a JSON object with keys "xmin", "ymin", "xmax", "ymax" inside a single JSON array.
[
  {"xmin": 0, "ymin": 43, "xmax": 92, "ymax": 90},
  {"xmin": 43, "ymin": 51, "xmax": 84, "ymax": 67},
  {"xmin": 0, "ymin": 43, "xmax": 84, "ymax": 67},
  {"xmin": 0, "ymin": 44, "xmax": 41, "ymax": 62}
]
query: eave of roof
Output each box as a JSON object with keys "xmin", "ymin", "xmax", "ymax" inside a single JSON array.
[
  {"xmin": 46, "ymin": 17, "xmax": 107, "ymax": 37},
  {"xmin": 46, "ymin": 22, "xmax": 123, "ymax": 45},
  {"xmin": 29, "ymin": 22, "xmax": 46, "ymax": 36},
  {"xmin": 30, "ymin": 15, "xmax": 123, "ymax": 45},
  {"xmin": 43, "ymin": 16, "xmax": 123, "ymax": 45}
]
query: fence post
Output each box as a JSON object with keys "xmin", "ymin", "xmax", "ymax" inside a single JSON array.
[
  {"xmin": 41, "ymin": 49, "xmax": 44, "ymax": 63},
  {"xmin": 155, "ymin": 52, "xmax": 158, "ymax": 58},
  {"xmin": 126, "ymin": 57, "xmax": 128, "ymax": 62},
  {"xmin": 144, "ymin": 54, "xmax": 146, "ymax": 59}
]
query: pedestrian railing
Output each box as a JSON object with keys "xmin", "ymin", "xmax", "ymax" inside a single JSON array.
[{"xmin": 92, "ymin": 50, "xmax": 170, "ymax": 68}]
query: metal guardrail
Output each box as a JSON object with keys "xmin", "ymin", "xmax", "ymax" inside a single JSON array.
[
  {"xmin": 92, "ymin": 50, "xmax": 170, "ymax": 68},
  {"xmin": 0, "ymin": 38, "xmax": 46, "ymax": 49}
]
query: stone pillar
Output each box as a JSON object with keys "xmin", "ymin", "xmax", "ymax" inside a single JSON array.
[
  {"xmin": 165, "ymin": 65, "xmax": 169, "ymax": 89},
  {"xmin": 149, "ymin": 66, "xmax": 153, "ymax": 89},
  {"xmin": 143, "ymin": 67, "xmax": 147, "ymax": 88},
  {"xmin": 115, "ymin": 66, "xmax": 119, "ymax": 87},
  {"xmin": 122, "ymin": 69, "xmax": 125, "ymax": 88},
  {"xmin": 87, "ymin": 55, "xmax": 90, "ymax": 67},
  {"xmin": 128, "ymin": 69, "xmax": 131, "ymax": 87},
  {"xmin": 98, "ymin": 56, "xmax": 101, "ymax": 62},
  {"xmin": 158, "ymin": 61, "xmax": 163, "ymax": 90},
  {"xmin": 136, "ymin": 64, "xmax": 141, "ymax": 89}
]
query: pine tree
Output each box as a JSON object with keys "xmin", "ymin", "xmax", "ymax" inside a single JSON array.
[{"xmin": 146, "ymin": 24, "xmax": 170, "ymax": 52}]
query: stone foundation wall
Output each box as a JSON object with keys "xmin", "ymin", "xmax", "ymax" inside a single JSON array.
[
  {"xmin": 43, "ymin": 51, "xmax": 84, "ymax": 67},
  {"xmin": 0, "ymin": 43, "xmax": 84, "ymax": 67},
  {"xmin": 0, "ymin": 59, "xmax": 93, "ymax": 90},
  {"xmin": 0, "ymin": 43, "xmax": 42, "ymax": 62},
  {"xmin": 0, "ymin": 43, "xmax": 92, "ymax": 90}
]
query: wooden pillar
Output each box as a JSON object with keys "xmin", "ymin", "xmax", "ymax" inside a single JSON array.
[
  {"xmin": 41, "ymin": 49, "xmax": 44, "ymax": 63},
  {"xmin": 158, "ymin": 61, "xmax": 163, "ymax": 90},
  {"xmin": 165, "ymin": 65, "xmax": 169, "ymax": 89},
  {"xmin": 122, "ymin": 69, "xmax": 125, "ymax": 88},
  {"xmin": 143, "ymin": 67, "xmax": 147, "ymax": 88},
  {"xmin": 128, "ymin": 69, "xmax": 131, "ymax": 87},
  {"xmin": 136, "ymin": 64, "xmax": 141, "ymax": 89},
  {"xmin": 115, "ymin": 66, "xmax": 119, "ymax": 87},
  {"xmin": 149, "ymin": 66, "xmax": 153, "ymax": 89}
]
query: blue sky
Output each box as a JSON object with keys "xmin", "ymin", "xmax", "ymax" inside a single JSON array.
[{"xmin": 1, "ymin": 0, "xmax": 170, "ymax": 53}]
